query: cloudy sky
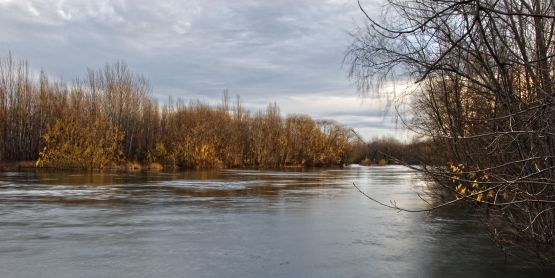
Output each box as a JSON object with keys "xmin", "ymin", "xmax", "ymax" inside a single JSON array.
[{"xmin": 0, "ymin": 0, "xmax": 409, "ymax": 140}]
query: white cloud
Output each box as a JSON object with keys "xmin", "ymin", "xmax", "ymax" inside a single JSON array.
[
  {"xmin": 173, "ymin": 20, "xmax": 192, "ymax": 35},
  {"xmin": 26, "ymin": 2, "xmax": 40, "ymax": 16}
]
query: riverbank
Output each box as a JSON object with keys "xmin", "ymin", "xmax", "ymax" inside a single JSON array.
[
  {"xmin": 0, "ymin": 160, "xmax": 344, "ymax": 172},
  {"xmin": 0, "ymin": 161, "xmax": 164, "ymax": 172},
  {"xmin": 0, "ymin": 161, "xmax": 37, "ymax": 171}
]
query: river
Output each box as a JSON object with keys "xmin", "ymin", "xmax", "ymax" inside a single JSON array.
[{"xmin": 0, "ymin": 165, "xmax": 551, "ymax": 277}]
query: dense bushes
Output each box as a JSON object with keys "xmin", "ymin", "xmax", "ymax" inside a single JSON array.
[
  {"xmin": 36, "ymin": 114, "xmax": 124, "ymax": 169},
  {"xmin": 145, "ymin": 101, "xmax": 360, "ymax": 169},
  {"xmin": 0, "ymin": 54, "xmax": 359, "ymax": 170},
  {"xmin": 350, "ymin": 137, "xmax": 436, "ymax": 166}
]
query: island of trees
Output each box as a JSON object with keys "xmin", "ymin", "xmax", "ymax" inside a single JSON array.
[{"xmin": 0, "ymin": 54, "xmax": 376, "ymax": 170}]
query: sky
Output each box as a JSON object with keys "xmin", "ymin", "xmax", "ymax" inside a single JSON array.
[{"xmin": 0, "ymin": 0, "xmax": 411, "ymax": 141}]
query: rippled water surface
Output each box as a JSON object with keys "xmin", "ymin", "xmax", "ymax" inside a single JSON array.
[{"xmin": 0, "ymin": 166, "xmax": 551, "ymax": 277}]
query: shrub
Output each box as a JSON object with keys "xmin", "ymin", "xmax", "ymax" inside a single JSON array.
[{"xmin": 36, "ymin": 115, "xmax": 124, "ymax": 169}]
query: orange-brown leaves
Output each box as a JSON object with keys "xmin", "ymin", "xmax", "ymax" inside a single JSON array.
[{"xmin": 36, "ymin": 114, "xmax": 124, "ymax": 169}]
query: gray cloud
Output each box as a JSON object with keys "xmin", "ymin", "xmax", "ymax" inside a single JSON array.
[{"xmin": 0, "ymin": 0, "xmax": 399, "ymax": 140}]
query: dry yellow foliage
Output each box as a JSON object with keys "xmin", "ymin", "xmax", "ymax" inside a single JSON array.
[{"xmin": 36, "ymin": 114, "xmax": 124, "ymax": 169}]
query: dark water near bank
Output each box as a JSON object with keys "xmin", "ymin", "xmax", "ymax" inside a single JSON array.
[{"xmin": 0, "ymin": 166, "xmax": 551, "ymax": 277}]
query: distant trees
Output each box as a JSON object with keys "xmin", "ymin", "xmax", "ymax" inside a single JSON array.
[
  {"xmin": 0, "ymin": 55, "xmax": 67, "ymax": 162},
  {"xmin": 283, "ymin": 116, "xmax": 357, "ymax": 166},
  {"xmin": 147, "ymin": 101, "xmax": 358, "ymax": 169},
  {"xmin": 250, "ymin": 103, "xmax": 285, "ymax": 167},
  {"xmin": 351, "ymin": 137, "xmax": 435, "ymax": 166},
  {"xmin": 0, "ymin": 53, "xmax": 357, "ymax": 170},
  {"xmin": 348, "ymin": 0, "xmax": 555, "ymax": 262},
  {"xmin": 82, "ymin": 62, "xmax": 151, "ymax": 161}
]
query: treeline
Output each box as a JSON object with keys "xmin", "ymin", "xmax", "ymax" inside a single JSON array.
[
  {"xmin": 350, "ymin": 136, "xmax": 436, "ymax": 166},
  {"xmin": 0, "ymin": 54, "xmax": 360, "ymax": 170}
]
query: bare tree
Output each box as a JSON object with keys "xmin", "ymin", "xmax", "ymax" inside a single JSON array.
[{"xmin": 347, "ymin": 0, "xmax": 555, "ymax": 262}]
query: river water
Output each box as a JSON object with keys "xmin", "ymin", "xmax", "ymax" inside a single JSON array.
[{"xmin": 0, "ymin": 165, "xmax": 551, "ymax": 277}]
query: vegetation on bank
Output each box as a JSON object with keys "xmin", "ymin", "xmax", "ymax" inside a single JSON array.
[
  {"xmin": 350, "ymin": 136, "xmax": 436, "ymax": 166},
  {"xmin": 348, "ymin": 0, "xmax": 555, "ymax": 263},
  {"xmin": 0, "ymin": 54, "xmax": 362, "ymax": 170}
]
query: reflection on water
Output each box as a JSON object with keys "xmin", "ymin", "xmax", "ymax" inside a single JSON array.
[{"xmin": 0, "ymin": 166, "xmax": 552, "ymax": 277}]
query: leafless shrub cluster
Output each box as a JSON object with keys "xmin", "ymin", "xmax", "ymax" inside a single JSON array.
[{"xmin": 347, "ymin": 0, "xmax": 555, "ymax": 262}]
